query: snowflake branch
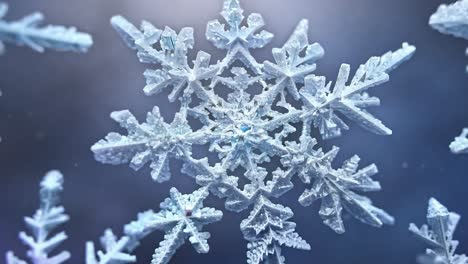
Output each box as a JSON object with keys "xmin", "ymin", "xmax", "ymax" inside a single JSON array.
[
  {"xmin": 6, "ymin": 171, "xmax": 70, "ymax": 264},
  {"xmin": 0, "ymin": 3, "xmax": 92, "ymax": 54}
]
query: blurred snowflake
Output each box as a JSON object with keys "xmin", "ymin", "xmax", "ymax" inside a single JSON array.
[
  {"xmin": 410, "ymin": 198, "xmax": 467, "ymax": 264},
  {"xmin": 91, "ymin": 0, "xmax": 415, "ymax": 263},
  {"xmin": 0, "ymin": 2, "xmax": 92, "ymax": 54},
  {"xmin": 430, "ymin": 0, "xmax": 468, "ymax": 154},
  {"xmin": 6, "ymin": 171, "xmax": 70, "ymax": 264}
]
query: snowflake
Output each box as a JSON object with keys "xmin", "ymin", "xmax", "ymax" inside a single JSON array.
[
  {"xmin": 86, "ymin": 187, "xmax": 221, "ymax": 264},
  {"xmin": 6, "ymin": 171, "xmax": 70, "ymax": 264},
  {"xmin": 90, "ymin": 0, "xmax": 415, "ymax": 262},
  {"xmin": 430, "ymin": 0, "xmax": 468, "ymax": 154},
  {"xmin": 0, "ymin": 2, "xmax": 92, "ymax": 54},
  {"xmin": 409, "ymin": 198, "xmax": 468, "ymax": 264}
]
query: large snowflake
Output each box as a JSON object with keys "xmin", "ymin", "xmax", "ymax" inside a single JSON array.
[{"xmin": 91, "ymin": 0, "xmax": 415, "ymax": 263}]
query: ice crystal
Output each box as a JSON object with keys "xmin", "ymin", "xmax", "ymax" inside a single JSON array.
[
  {"xmin": 0, "ymin": 2, "xmax": 92, "ymax": 54},
  {"xmin": 6, "ymin": 171, "xmax": 70, "ymax": 264},
  {"xmin": 86, "ymin": 187, "xmax": 222, "ymax": 264},
  {"xmin": 409, "ymin": 198, "xmax": 468, "ymax": 264},
  {"xmin": 92, "ymin": 0, "xmax": 415, "ymax": 262},
  {"xmin": 430, "ymin": 0, "xmax": 468, "ymax": 153}
]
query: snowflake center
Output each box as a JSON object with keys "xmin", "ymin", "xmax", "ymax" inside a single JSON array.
[{"xmin": 240, "ymin": 124, "xmax": 251, "ymax": 133}]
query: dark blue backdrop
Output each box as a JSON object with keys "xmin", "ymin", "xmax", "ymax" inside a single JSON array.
[{"xmin": 1, "ymin": 0, "xmax": 467, "ymax": 263}]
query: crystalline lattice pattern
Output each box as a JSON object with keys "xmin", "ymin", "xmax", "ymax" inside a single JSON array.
[{"xmin": 92, "ymin": 0, "xmax": 415, "ymax": 262}]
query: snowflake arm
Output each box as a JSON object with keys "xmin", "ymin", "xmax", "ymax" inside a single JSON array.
[
  {"xmin": 110, "ymin": 15, "xmax": 221, "ymax": 104},
  {"xmin": 91, "ymin": 108, "xmax": 212, "ymax": 183},
  {"xmin": 296, "ymin": 145, "xmax": 394, "ymax": 234},
  {"xmin": 261, "ymin": 19, "xmax": 324, "ymax": 103},
  {"xmin": 409, "ymin": 198, "xmax": 468, "ymax": 264},
  {"xmin": 258, "ymin": 43, "xmax": 415, "ymax": 139},
  {"xmin": 6, "ymin": 171, "xmax": 70, "ymax": 264},
  {"xmin": 299, "ymin": 43, "xmax": 415, "ymax": 139},
  {"xmin": 86, "ymin": 230, "xmax": 136, "ymax": 264},
  {"xmin": 241, "ymin": 196, "xmax": 310, "ymax": 264},
  {"xmin": 6, "ymin": 252, "xmax": 27, "ymax": 264},
  {"xmin": 0, "ymin": 3, "xmax": 92, "ymax": 54},
  {"xmin": 206, "ymin": 0, "xmax": 273, "ymax": 73}
]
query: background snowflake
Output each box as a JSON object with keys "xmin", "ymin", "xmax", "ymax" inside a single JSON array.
[
  {"xmin": 0, "ymin": 2, "xmax": 92, "ymax": 54},
  {"xmin": 430, "ymin": 0, "xmax": 468, "ymax": 154}
]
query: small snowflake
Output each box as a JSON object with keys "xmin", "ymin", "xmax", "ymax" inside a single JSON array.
[{"xmin": 87, "ymin": 187, "xmax": 222, "ymax": 264}]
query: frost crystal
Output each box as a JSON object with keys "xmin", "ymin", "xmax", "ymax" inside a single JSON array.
[
  {"xmin": 409, "ymin": 198, "xmax": 468, "ymax": 264},
  {"xmin": 0, "ymin": 2, "xmax": 92, "ymax": 54},
  {"xmin": 92, "ymin": 0, "xmax": 415, "ymax": 262},
  {"xmin": 430, "ymin": 1, "xmax": 468, "ymax": 153},
  {"xmin": 86, "ymin": 187, "xmax": 222, "ymax": 264},
  {"xmin": 6, "ymin": 171, "xmax": 70, "ymax": 264}
]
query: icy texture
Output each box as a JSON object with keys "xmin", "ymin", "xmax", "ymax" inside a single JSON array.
[
  {"xmin": 409, "ymin": 198, "xmax": 468, "ymax": 264},
  {"xmin": 92, "ymin": 0, "xmax": 415, "ymax": 262},
  {"xmin": 86, "ymin": 187, "xmax": 222, "ymax": 264},
  {"xmin": 6, "ymin": 171, "xmax": 70, "ymax": 264},
  {"xmin": 0, "ymin": 3, "xmax": 92, "ymax": 54}
]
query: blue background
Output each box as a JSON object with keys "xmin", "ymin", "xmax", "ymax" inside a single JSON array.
[{"xmin": 1, "ymin": 0, "xmax": 468, "ymax": 263}]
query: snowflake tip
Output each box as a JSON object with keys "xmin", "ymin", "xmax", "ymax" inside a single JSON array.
[
  {"xmin": 284, "ymin": 19, "xmax": 310, "ymax": 50},
  {"xmin": 222, "ymin": 0, "xmax": 244, "ymax": 23},
  {"xmin": 427, "ymin": 197, "xmax": 449, "ymax": 218},
  {"xmin": 40, "ymin": 170, "xmax": 64, "ymax": 191},
  {"xmin": 111, "ymin": 15, "xmax": 144, "ymax": 49}
]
